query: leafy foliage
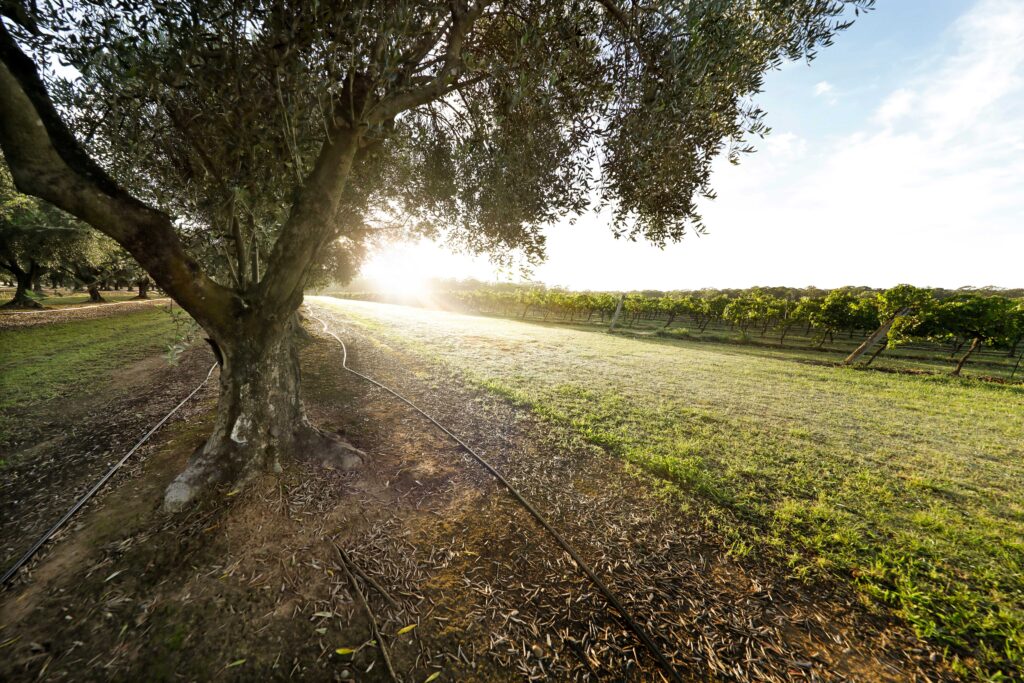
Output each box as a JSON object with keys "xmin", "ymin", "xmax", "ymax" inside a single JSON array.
[
  {"xmin": 4, "ymin": 0, "xmax": 873, "ymax": 296},
  {"xmin": 1, "ymin": 158, "xmax": 146, "ymax": 301}
]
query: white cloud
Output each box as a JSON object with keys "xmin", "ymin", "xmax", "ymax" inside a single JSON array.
[
  {"xmin": 696, "ymin": 0, "xmax": 1024, "ymax": 288},
  {"xmin": 603, "ymin": 0, "xmax": 1024, "ymax": 290},
  {"xmin": 814, "ymin": 80, "xmax": 838, "ymax": 105},
  {"xmin": 760, "ymin": 132, "xmax": 808, "ymax": 163},
  {"xmin": 920, "ymin": 0, "xmax": 1024, "ymax": 141},
  {"xmin": 872, "ymin": 88, "xmax": 915, "ymax": 126},
  {"xmin": 368, "ymin": 0, "xmax": 1024, "ymax": 291}
]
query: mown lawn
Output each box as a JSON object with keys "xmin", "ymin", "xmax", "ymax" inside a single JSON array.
[
  {"xmin": 652, "ymin": 324, "xmax": 1022, "ymax": 379},
  {"xmin": 315, "ymin": 297, "xmax": 1024, "ymax": 680},
  {"xmin": 0, "ymin": 290, "xmax": 145, "ymax": 307},
  {"xmin": 0, "ymin": 308, "xmax": 184, "ymax": 454}
]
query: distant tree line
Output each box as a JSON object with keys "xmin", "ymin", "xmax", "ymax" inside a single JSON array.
[
  {"xmin": 1, "ymin": 162, "xmax": 152, "ymax": 307},
  {"xmin": 336, "ymin": 282, "xmax": 1024, "ymax": 377}
]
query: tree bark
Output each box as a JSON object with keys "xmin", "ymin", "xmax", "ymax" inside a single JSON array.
[
  {"xmin": 163, "ymin": 318, "xmax": 362, "ymax": 510},
  {"xmin": 135, "ymin": 278, "xmax": 150, "ymax": 299},
  {"xmin": 0, "ymin": 35, "xmax": 236, "ymax": 335},
  {"xmin": 31, "ymin": 267, "xmax": 45, "ymax": 296},
  {"xmin": 865, "ymin": 339, "xmax": 887, "ymax": 366},
  {"xmin": 2, "ymin": 264, "xmax": 42, "ymax": 308},
  {"xmin": 0, "ymin": 25, "xmax": 371, "ymax": 509},
  {"xmin": 952, "ymin": 337, "xmax": 981, "ymax": 376},
  {"xmin": 87, "ymin": 284, "xmax": 105, "ymax": 302}
]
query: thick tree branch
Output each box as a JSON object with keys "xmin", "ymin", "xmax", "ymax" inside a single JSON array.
[
  {"xmin": 367, "ymin": 2, "xmax": 484, "ymax": 124},
  {"xmin": 596, "ymin": 0, "xmax": 657, "ymax": 70},
  {"xmin": 597, "ymin": 0, "xmax": 632, "ymax": 31},
  {"xmin": 0, "ymin": 22, "xmax": 236, "ymax": 338},
  {"xmin": 256, "ymin": 124, "xmax": 362, "ymax": 321}
]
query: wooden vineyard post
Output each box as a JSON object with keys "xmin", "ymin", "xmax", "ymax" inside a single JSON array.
[
  {"xmin": 608, "ymin": 294, "xmax": 625, "ymax": 332},
  {"xmin": 844, "ymin": 307, "xmax": 910, "ymax": 365}
]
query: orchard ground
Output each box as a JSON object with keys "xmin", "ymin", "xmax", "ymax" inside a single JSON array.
[
  {"xmin": 0, "ymin": 286, "xmax": 154, "ymax": 309},
  {"xmin": 0, "ymin": 296, "xmax": 1019, "ymax": 680}
]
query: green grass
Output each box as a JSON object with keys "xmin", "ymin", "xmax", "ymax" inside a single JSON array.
[
  {"xmin": 39, "ymin": 292, "xmax": 142, "ymax": 306},
  {"xmin": 0, "ymin": 289, "xmax": 147, "ymax": 307},
  {"xmin": 0, "ymin": 307, "xmax": 184, "ymax": 453},
  {"xmin": 321, "ymin": 290, "xmax": 1023, "ymax": 381},
  {"xmin": 315, "ymin": 297, "xmax": 1024, "ymax": 680},
  {"xmin": 651, "ymin": 322, "xmax": 1021, "ymax": 379}
]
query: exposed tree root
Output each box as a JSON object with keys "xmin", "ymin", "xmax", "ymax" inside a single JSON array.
[
  {"xmin": 162, "ymin": 422, "xmax": 364, "ymax": 512},
  {"xmin": 2, "ymin": 294, "xmax": 44, "ymax": 309}
]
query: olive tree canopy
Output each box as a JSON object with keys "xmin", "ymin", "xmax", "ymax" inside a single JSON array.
[{"xmin": 0, "ymin": 0, "xmax": 870, "ymax": 507}]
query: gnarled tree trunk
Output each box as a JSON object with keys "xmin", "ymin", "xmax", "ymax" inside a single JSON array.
[
  {"xmin": 87, "ymin": 284, "xmax": 105, "ymax": 302},
  {"xmin": 2, "ymin": 263, "xmax": 42, "ymax": 308},
  {"xmin": 135, "ymin": 277, "xmax": 150, "ymax": 299},
  {"xmin": 163, "ymin": 315, "xmax": 362, "ymax": 510}
]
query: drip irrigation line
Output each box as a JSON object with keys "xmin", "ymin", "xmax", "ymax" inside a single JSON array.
[
  {"xmin": 1, "ymin": 363, "xmax": 217, "ymax": 588},
  {"xmin": 308, "ymin": 306, "xmax": 682, "ymax": 683}
]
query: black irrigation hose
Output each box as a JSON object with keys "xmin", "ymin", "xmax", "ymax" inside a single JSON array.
[
  {"xmin": 0, "ymin": 364, "xmax": 217, "ymax": 588},
  {"xmin": 309, "ymin": 307, "xmax": 683, "ymax": 683}
]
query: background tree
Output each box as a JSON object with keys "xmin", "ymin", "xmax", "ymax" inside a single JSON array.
[
  {"xmin": 849, "ymin": 295, "xmax": 880, "ymax": 337},
  {"xmin": 0, "ymin": 0, "xmax": 872, "ymax": 508},
  {"xmin": 1004, "ymin": 301, "xmax": 1024, "ymax": 359},
  {"xmin": 933, "ymin": 295, "xmax": 1012, "ymax": 376},
  {"xmin": 0, "ymin": 160, "xmax": 94, "ymax": 307},
  {"xmin": 58, "ymin": 232, "xmax": 138, "ymax": 302},
  {"xmin": 723, "ymin": 292, "xmax": 757, "ymax": 337},
  {"xmin": 810, "ymin": 289, "xmax": 857, "ymax": 347},
  {"xmin": 773, "ymin": 297, "xmax": 804, "ymax": 343}
]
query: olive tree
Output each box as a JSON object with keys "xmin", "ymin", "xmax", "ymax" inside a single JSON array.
[
  {"xmin": 0, "ymin": 0, "xmax": 869, "ymax": 508},
  {"xmin": 0, "ymin": 160, "xmax": 95, "ymax": 307},
  {"xmin": 62, "ymin": 232, "xmax": 137, "ymax": 302}
]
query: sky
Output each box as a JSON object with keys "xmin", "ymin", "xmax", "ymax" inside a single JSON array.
[{"xmin": 360, "ymin": 0, "xmax": 1024, "ymax": 293}]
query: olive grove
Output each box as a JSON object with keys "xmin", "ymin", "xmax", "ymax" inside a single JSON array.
[{"xmin": 0, "ymin": 0, "xmax": 871, "ymax": 508}]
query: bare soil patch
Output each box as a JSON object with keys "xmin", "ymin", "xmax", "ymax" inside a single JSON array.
[{"xmin": 0, "ymin": 347, "xmax": 216, "ymax": 572}]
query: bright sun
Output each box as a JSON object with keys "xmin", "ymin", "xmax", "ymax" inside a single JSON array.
[
  {"xmin": 360, "ymin": 242, "xmax": 435, "ymax": 297},
  {"xmin": 358, "ymin": 238, "xmax": 503, "ymax": 294}
]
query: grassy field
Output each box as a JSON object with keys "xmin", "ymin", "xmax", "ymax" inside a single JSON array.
[
  {"xmin": 316, "ymin": 297, "xmax": 1024, "ymax": 679},
  {"xmin": 516, "ymin": 313, "xmax": 1022, "ymax": 380},
  {"xmin": 655, "ymin": 322, "xmax": 1021, "ymax": 380},
  {"xmin": 0, "ymin": 307, "xmax": 185, "ymax": 456},
  {"xmin": 322, "ymin": 291, "xmax": 1023, "ymax": 381},
  {"xmin": 0, "ymin": 288, "xmax": 146, "ymax": 308}
]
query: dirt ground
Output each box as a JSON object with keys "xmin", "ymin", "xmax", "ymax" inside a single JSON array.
[{"xmin": 0, "ymin": 304, "xmax": 954, "ymax": 681}]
